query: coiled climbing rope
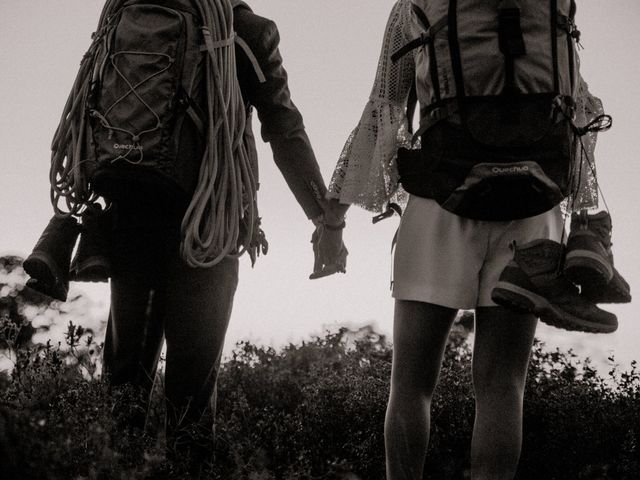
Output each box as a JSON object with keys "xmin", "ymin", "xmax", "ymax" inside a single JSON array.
[{"xmin": 181, "ymin": 0, "xmax": 258, "ymax": 267}]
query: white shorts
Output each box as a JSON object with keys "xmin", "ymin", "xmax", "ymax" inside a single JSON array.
[{"xmin": 392, "ymin": 196, "xmax": 564, "ymax": 309}]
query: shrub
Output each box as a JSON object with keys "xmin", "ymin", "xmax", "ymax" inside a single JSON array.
[{"xmin": 1, "ymin": 255, "xmax": 638, "ymax": 479}]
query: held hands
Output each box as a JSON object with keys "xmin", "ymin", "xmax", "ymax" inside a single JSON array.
[{"xmin": 309, "ymin": 215, "xmax": 348, "ymax": 280}]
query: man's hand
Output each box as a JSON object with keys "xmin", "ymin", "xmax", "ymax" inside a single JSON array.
[{"xmin": 309, "ymin": 221, "xmax": 348, "ymax": 279}]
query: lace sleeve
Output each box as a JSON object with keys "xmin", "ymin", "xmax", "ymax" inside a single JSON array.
[
  {"xmin": 327, "ymin": 0, "xmax": 416, "ymax": 212},
  {"xmin": 568, "ymin": 74, "xmax": 604, "ymax": 212}
]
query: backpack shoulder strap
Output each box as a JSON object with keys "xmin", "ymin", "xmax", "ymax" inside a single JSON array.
[
  {"xmin": 406, "ymin": 80, "xmax": 418, "ymax": 134},
  {"xmin": 197, "ymin": 1, "xmax": 265, "ymax": 83},
  {"xmin": 228, "ymin": 1, "xmax": 266, "ymax": 83},
  {"xmin": 235, "ymin": 35, "xmax": 266, "ymax": 83}
]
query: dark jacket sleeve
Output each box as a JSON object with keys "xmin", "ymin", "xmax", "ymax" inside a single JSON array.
[{"xmin": 234, "ymin": 11, "xmax": 328, "ymax": 220}]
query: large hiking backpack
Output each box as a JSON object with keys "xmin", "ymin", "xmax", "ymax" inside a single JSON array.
[
  {"xmin": 49, "ymin": 0, "xmax": 267, "ymax": 266},
  {"xmin": 395, "ymin": 0, "xmax": 586, "ymax": 220}
]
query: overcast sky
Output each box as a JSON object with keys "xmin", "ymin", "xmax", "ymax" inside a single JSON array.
[{"xmin": 1, "ymin": 0, "xmax": 639, "ymax": 367}]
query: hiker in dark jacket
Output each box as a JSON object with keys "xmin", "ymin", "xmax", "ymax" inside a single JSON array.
[{"xmin": 24, "ymin": 0, "xmax": 346, "ymax": 466}]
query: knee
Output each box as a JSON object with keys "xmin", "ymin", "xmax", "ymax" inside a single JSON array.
[
  {"xmin": 472, "ymin": 370, "xmax": 526, "ymax": 405},
  {"xmin": 390, "ymin": 359, "xmax": 442, "ymax": 402},
  {"xmin": 390, "ymin": 373, "xmax": 437, "ymax": 405}
]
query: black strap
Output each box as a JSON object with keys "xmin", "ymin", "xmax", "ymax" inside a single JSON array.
[
  {"xmin": 498, "ymin": 0, "xmax": 526, "ymax": 94},
  {"xmin": 564, "ymin": 15, "xmax": 576, "ymax": 95},
  {"xmin": 410, "ymin": 6, "xmax": 441, "ymax": 103},
  {"xmin": 412, "ymin": 3, "xmax": 430, "ymax": 30},
  {"xmin": 372, "ymin": 202, "xmax": 403, "ymax": 224},
  {"xmin": 558, "ymin": 1, "xmax": 580, "ymax": 95},
  {"xmin": 391, "ymin": 16, "xmax": 448, "ymax": 63},
  {"xmin": 411, "ymin": 99, "xmax": 458, "ymax": 145},
  {"xmin": 200, "ymin": 34, "xmax": 266, "ymax": 83},
  {"xmin": 391, "ymin": 35, "xmax": 432, "ymax": 63},
  {"xmin": 234, "ymin": 35, "xmax": 266, "ymax": 83},
  {"xmin": 447, "ymin": 0, "xmax": 465, "ymax": 98},
  {"xmin": 406, "ymin": 81, "xmax": 418, "ymax": 134},
  {"xmin": 550, "ymin": 0, "xmax": 560, "ymax": 93}
]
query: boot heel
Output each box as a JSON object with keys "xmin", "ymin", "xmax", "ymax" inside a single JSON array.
[{"xmin": 564, "ymin": 230, "xmax": 613, "ymax": 286}]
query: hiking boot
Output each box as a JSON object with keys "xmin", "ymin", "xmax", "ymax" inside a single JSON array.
[
  {"xmin": 564, "ymin": 210, "xmax": 631, "ymax": 304},
  {"xmin": 22, "ymin": 215, "xmax": 80, "ymax": 302},
  {"xmin": 491, "ymin": 239, "xmax": 618, "ymax": 333},
  {"xmin": 70, "ymin": 206, "xmax": 112, "ymax": 283}
]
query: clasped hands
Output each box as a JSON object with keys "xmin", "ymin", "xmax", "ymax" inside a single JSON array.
[{"xmin": 309, "ymin": 203, "xmax": 348, "ymax": 280}]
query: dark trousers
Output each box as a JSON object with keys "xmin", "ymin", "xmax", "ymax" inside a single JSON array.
[{"xmin": 102, "ymin": 202, "xmax": 239, "ymax": 461}]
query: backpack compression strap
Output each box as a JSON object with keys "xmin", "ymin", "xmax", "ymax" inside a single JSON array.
[
  {"xmin": 230, "ymin": 1, "xmax": 266, "ymax": 83},
  {"xmin": 390, "ymin": 15, "xmax": 448, "ymax": 63}
]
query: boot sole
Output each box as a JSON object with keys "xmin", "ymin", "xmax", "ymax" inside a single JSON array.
[
  {"xmin": 71, "ymin": 256, "xmax": 111, "ymax": 283},
  {"xmin": 22, "ymin": 253, "xmax": 68, "ymax": 301},
  {"xmin": 23, "ymin": 252, "xmax": 59, "ymax": 286},
  {"xmin": 492, "ymin": 281, "xmax": 617, "ymax": 334},
  {"xmin": 22, "ymin": 278, "xmax": 63, "ymax": 303}
]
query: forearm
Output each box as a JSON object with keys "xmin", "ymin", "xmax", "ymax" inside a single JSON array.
[{"xmin": 268, "ymin": 131, "xmax": 328, "ymax": 220}]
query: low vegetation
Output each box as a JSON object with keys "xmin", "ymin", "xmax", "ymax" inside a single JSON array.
[{"xmin": 1, "ymin": 256, "xmax": 638, "ymax": 479}]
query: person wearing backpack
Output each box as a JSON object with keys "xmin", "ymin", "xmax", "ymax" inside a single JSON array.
[
  {"xmin": 325, "ymin": 0, "xmax": 621, "ymax": 478},
  {"xmin": 23, "ymin": 0, "xmax": 346, "ymax": 468}
]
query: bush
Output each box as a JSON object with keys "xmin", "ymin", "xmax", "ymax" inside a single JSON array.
[
  {"xmin": 1, "ymin": 257, "xmax": 639, "ymax": 479},
  {"xmin": 520, "ymin": 346, "xmax": 640, "ymax": 480},
  {"xmin": 1, "ymin": 320, "xmax": 639, "ymax": 480}
]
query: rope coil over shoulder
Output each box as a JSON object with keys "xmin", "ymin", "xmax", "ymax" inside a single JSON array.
[{"xmin": 49, "ymin": 0, "xmax": 266, "ymax": 268}]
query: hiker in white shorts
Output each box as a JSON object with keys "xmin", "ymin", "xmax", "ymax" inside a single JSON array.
[{"xmin": 325, "ymin": 1, "xmax": 606, "ymax": 478}]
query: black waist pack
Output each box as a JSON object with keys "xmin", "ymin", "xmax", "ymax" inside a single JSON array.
[{"xmin": 397, "ymin": 95, "xmax": 575, "ymax": 221}]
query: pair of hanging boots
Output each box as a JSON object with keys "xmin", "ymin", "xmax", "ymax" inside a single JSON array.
[
  {"xmin": 22, "ymin": 206, "xmax": 112, "ymax": 302},
  {"xmin": 492, "ymin": 211, "xmax": 630, "ymax": 334}
]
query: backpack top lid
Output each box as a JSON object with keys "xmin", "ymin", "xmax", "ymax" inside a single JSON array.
[
  {"xmin": 410, "ymin": 0, "xmax": 576, "ymax": 22},
  {"xmin": 409, "ymin": 0, "xmax": 578, "ymax": 105}
]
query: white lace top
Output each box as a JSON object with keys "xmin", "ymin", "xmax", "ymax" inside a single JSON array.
[{"xmin": 327, "ymin": 0, "xmax": 602, "ymax": 214}]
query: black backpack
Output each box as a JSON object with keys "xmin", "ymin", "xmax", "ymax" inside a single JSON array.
[{"xmin": 50, "ymin": 0, "xmax": 267, "ymax": 266}]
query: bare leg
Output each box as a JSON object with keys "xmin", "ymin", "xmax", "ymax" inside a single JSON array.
[
  {"xmin": 470, "ymin": 306, "xmax": 538, "ymax": 480},
  {"xmin": 385, "ymin": 300, "xmax": 458, "ymax": 480}
]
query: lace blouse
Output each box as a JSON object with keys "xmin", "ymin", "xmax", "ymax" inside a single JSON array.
[{"xmin": 327, "ymin": 0, "xmax": 601, "ymax": 214}]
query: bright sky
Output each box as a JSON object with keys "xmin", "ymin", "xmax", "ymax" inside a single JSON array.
[{"xmin": 1, "ymin": 1, "xmax": 639, "ymax": 368}]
